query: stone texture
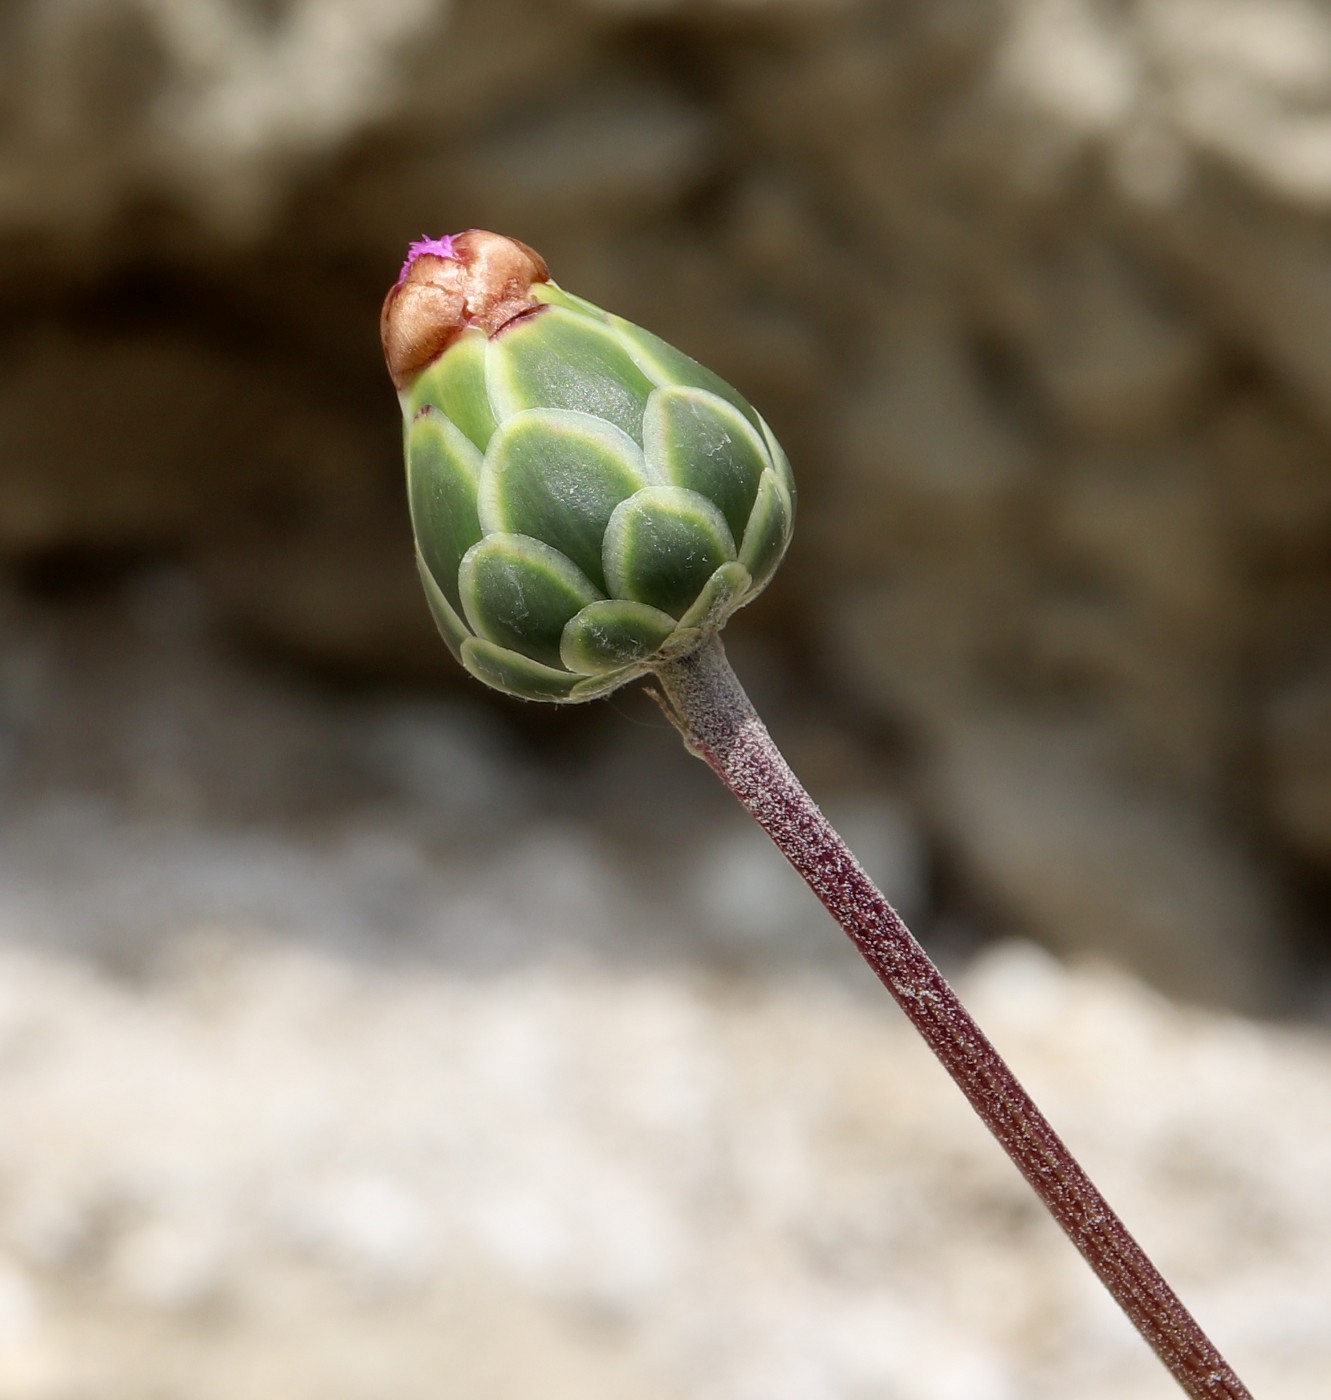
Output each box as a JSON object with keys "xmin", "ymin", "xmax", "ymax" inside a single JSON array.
[{"xmin": 1, "ymin": 0, "xmax": 1330, "ymax": 999}]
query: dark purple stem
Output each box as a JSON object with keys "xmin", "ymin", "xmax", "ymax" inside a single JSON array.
[{"xmin": 653, "ymin": 635, "xmax": 1251, "ymax": 1400}]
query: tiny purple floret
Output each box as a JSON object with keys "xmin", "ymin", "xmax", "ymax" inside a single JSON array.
[{"xmin": 396, "ymin": 234, "xmax": 459, "ymax": 285}]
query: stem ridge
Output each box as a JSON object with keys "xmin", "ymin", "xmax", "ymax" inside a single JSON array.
[{"xmin": 654, "ymin": 636, "xmax": 1251, "ymax": 1400}]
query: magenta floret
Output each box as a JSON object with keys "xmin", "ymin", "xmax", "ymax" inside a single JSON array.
[{"xmin": 397, "ymin": 234, "xmax": 459, "ymax": 284}]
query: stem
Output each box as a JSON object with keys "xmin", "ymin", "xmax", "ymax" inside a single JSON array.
[{"xmin": 653, "ymin": 635, "xmax": 1251, "ymax": 1400}]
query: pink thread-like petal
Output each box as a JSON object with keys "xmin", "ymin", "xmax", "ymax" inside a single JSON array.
[{"xmin": 397, "ymin": 234, "xmax": 459, "ymax": 284}]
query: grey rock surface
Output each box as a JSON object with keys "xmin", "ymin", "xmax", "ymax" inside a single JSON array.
[{"xmin": 1, "ymin": 2, "xmax": 1329, "ymax": 1004}]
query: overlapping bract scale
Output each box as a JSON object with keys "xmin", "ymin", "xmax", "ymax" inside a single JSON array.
[{"xmin": 402, "ymin": 280, "xmax": 794, "ymax": 701}]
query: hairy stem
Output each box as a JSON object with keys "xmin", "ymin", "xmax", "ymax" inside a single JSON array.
[{"xmin": 653, "ymin": 635, "xmax": 1251, "ymax": 1400}]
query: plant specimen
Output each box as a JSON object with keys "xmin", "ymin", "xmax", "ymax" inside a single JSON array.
[{"xmin": 381, "ymin": 229, "xmax": 1252, "ymax": 1398}]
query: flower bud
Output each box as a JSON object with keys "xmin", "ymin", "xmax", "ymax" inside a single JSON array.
[{"xmin": 383, "ymin": 230, "xmax": 795, "ymax": 701}]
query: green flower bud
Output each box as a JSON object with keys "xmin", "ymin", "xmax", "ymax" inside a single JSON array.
[{"xmin": 382, "ymin": 230, "xmax": 795, "ymax": 702}]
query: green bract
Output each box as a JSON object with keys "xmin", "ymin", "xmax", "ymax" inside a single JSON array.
[{"xmin": 398, "ymin": 278, "xmax": 796, "ymax": 702}]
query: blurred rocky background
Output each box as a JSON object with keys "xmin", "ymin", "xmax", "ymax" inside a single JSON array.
[{"xmin": 0, "ymin": 0, "xmax": 1329, "ymax": 1394}]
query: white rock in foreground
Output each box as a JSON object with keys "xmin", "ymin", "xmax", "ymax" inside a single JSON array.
[{"xmin": 0, "ymin": 927, "xmax": 1320, "ymax": 1399}]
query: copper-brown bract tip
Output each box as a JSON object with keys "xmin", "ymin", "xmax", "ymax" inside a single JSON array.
[{"xmin": 380, "ymin": 229, "xmax": 550, "ymax": 391}]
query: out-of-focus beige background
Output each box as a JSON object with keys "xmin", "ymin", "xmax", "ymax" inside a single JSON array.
[{"xmin": 0, "ymin": 1, "xmax": 1328, "ymax": 1395}]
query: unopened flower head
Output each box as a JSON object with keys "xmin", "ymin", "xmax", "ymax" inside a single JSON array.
[{"xmin": 382, "ymin": 229, "xmax": 795, "ymax": 701}]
